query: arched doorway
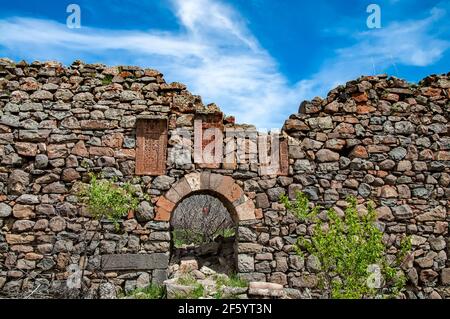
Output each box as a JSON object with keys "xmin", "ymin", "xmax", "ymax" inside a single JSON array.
[
  {"xmin": 170, "ymin": 192, "xmax": 236, "ymax": 273},
  {"xmin": 154, "ymin": 172, "xmax": 257, "ymax": 276}
]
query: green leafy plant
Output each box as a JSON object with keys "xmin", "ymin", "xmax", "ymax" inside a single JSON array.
[
  {"xmin": 280, "ymin": 191, "xmax": 411, "ymax": 299},
  {"xmin": 172, "ymin": 229, "xmax": 205, "ymax": 247},
  {"xmin": 191, "ymin": 284, "xmax": 205, "ymax": 299},
  {"xmin": 177, "ymin": 274, "xmax": 198, "ymax": 286},
  {"xmin": 102, "ymin": 74, "xmax": 114, "ymax": 85},
  {"xmin": 172, "ymin": 227, "xmax": 235, "ymax": 248},
  {"xmin": 213, "ymin": 227, "xmax": 236, "ymax": 239},
  {"xmin": 173, "ymin": 282, "xmax": 205, "ymax": 299},
  {"xmin": 77, "ymin": 173, "xmax": 140, "ymax": 230},
  {"xmin": 215, "ymin": 273, "xmax": 248, "ymax": 289},
  {"xmin": 213, "ymin": 290, "xmax": 224, "ymax": 299},
  {"xmin": 121, "ymin": 284, "xmax": 165, "ymax": 299}
]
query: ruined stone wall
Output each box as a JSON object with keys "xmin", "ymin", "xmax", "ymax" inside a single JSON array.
[
  {"xmin": 279, "ymin": 74, "xmax": 450, "ymax": 298},
  {"xmin": 0, "ymin": 58, "xmax": 448, "ymax": 298}
]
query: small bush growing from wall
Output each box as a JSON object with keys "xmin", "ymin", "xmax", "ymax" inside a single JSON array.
[
  {"xmin": 77, "ymin": 174, "xmax": 140, "ymax": 230},
  {"xmin": 281, "ymin": 191, "xmax": 411, "ymax": 299},
  {"xmin": 101, "ymin": 74, "xmax": 114, "ymax": 85},
  {"xmin": 120, "ymin": 284, "xmax": 166, "ymax": 299}
]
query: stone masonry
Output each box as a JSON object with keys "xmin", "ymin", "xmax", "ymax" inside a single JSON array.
[{"xmin": 0, "ymin": 58, "xmax": 449, "ymax": 298}]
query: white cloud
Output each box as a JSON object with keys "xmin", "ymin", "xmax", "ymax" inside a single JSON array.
[
  {"xmin": 292, "ymin": 5, "xmax": 450, "ymax": 106},
  {"xmin": 339, "ymin": 7, "xmax": 449, "ymax": 67},
  {"xmin": 0, "ymin": 0, "xmax": 298, "ymax": 129},
  {"xmin": 0, "ymin": 0, "xmax": 448, "ymax": 129}
]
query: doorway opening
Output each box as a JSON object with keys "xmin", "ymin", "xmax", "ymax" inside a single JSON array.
[{"xmin": 169, "ymin": 192, "xmax": 236, "ymax": 275}]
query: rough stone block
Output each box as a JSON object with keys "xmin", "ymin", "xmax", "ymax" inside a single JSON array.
[
  {"xmin": 235, "ymin": 200, "xmax": 256, "ymax": 221},
  {"xmin": 102, "ymin": 253, "xmax": 169, "ymax": 271}
]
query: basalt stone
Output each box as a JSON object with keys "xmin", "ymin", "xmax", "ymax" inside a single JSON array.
[
  {"xmin": 35, "ymin": 154, "xmax": 49, "ymax": 169},
  {"xmin": 429, "ymin": 236, "xmax": 446, "ymax": 251},
  {"xmin": 258, "ymin": 179, "xmax": 277, "ymax": 190},
  {"xmin": 267, "ymin": 187, "xmax": 286, "ymax": 202},
  {"xmin": 244, "ymin": 180, "xmax": 262, "ymax": 192},
  {"xmin": 290, "ymin": 274, "xmax": 319, "ymax": 288},
  {"xmin": 306, "ymin": 255, "xmax": 321, "ymax": 272},
  {"xmin": 389, "ymin": 147, "xmax": 407, "ymax": 161},
  {"xmin": 294, "ymin": 160, "xmax": 314, "ymax": 172},
  {"xmin": 152, "ymin": 176, "xmax": 176, "ymax": 190},
  {"xmin": 303, "ymin": 186, "xmax": 319, "ymax": 201},
  {"xmin": 412, "ymin": 187, "xmax": 431, "ymax": 199},
  {"xmin": 255, "ymin": 193, "xmax": 270, "ymax": 209},
  {"xmin": 12, "ymin": 220, "xmax": 36, "ymax": 232},
  {"xmin": 145, "ymin": 221, "xmax": 170, "ymax": 231},
  {"xmin": 36, "ymin": 204, "xmax": 56, "ymax": 216},
  {"xmin": 1, "ymin": 114, "xmax": 20, "ymax": 127},
  {"xmin": 324, "ymin": 188, "xmax": 339, "ymax": 201},
  {"xmin": 102, "ymin": 253, "xmax": 169, "ymax": 271},
  {"xmin": 16, "ymin": 194, "xmax": 39, "ymax": 205},
  {"xmin": 136, "ymin": 201, "xmax": 154, "ymax": 222},
  {"xmin": 238, "ymin": 227, "xmax": 257, "ymax": 242},
  {"xmin": 392, "ymin": 205, "xmax": 414, "ymax": 220},
  {"xmin": 316, "ymin": 149, "xmax": 340, "ymax": 162},
  {"xmin": 101, "ymin": 167, "xmax": 123, "ymax": 179},
  {"xmin": 238, "ymin": 243, "xmax": 263, "ymax": 254},
  {"xmin": 237, "ymin": 254, "xmax": 255, "ymax": 273},
  {"xmin": 148, "ymin": 231, "xmax": 170, "ymax": 241},
  {"xmin": 152, "ymin": 269, "xmax": 168, "ymax": 285},
  {"xmin": 358, "ymin": 183, "xmax": 372, "ymax": 198},
  {"xmin": 255, "ymin": 261, "xmax": 271, "ymax": 273},
  {"xmin": 55, "ymin": 202, "xmax": 77, "ymax": 216},
  {"xmin": 42, "ymin": 182, "xmax": 67, "ymax": 194},
  {"xmin": 8, "ymin": 170, "xmax": 30, "ymax": 195},
  {"xmin": 395, "ymin": 121, "xmax": 415, "ymax": 135},
  {"xmin": 289, "ymin": 255, "xmax": 304, "ymax": 271},
  {"xmin": 0, "ymin": 203, "xmax": 12, "ymax": 218}
]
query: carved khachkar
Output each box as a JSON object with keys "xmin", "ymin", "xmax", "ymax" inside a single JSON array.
[
  {"xmin": 135, "ymin": 119, "xmax": 168, "ymax": 175},
  {"xmin": 194, "ymin": 113, "xmax": 224, "ymax": 169},
  {"xmin": 258, "ymin": 134, "xmax": 288, "ymax": 176},
  {"xmin": 278, "ymin": 139, "xmax": 289, "ymax": 176}
]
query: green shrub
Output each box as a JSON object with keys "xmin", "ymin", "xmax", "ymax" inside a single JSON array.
[
  {"xmin": 77, "ymin": 173, "xmax": 140, "ymax": 230},
  {"xmin": 172, "ymin": 227, "xmax": 235, "ymax": 248},
  {"xmin": 122, "ymin": 284, "xmax": 165, "ymax": 299},
  {"xmin": 215, "ymin": 273, "xmax": 247, "ymax": 288},
  {"xmin": 177, "ymin": 274, "xmax": 197, "ymax": 286},
  {"xmin": 172, "ymin": 229, "xmax": 205, "ymax": 247},
  {"xmin": 102, "ymin": 74, "xmax": 114, "ymax": 85},
  {"xmin": 173, "ymin": 282, "xmax": 205, "ymax": 299},
  {"xmin": 213, "ymin": 290, "xmax": 224, "ymax": 299},
  {"xmin": 281, "ymin": 191, "xmax": 411, "ymax": 299},
  {"xmin": 213, "ymin": 227, "xmax": 236, "ymax": 239},
  {"xmin": 191, "ymin": 284, "xmax": 205, "ymax": 299}
]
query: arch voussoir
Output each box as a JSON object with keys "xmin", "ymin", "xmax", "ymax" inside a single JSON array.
[
  {"xmin": 157, "ymin": 173, "xmax": 259, "ymax": 222},
  {"xmin": 185, "ymin": 173, "xmax": 201, "ymax": 192}
]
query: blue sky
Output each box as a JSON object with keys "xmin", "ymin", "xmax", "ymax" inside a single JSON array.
[{"xmin": 0, "ymin": 0, "xmax": 449, "ymax": 128}]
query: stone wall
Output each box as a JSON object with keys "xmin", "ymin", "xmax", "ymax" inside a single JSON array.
[
  {"xmin": 0, "ymin": 58, "xmax": 448, "ymax": 298},
  {"xmin": 279, "ymin": 74, "xmax": 450, "ymax": 298}
]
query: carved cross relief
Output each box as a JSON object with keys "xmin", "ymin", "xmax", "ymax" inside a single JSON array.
[
  {"xmin": 135, "ymin": 119, "xmax": 168, "ymax": 175},
  {"xmin": 194, "ymin": 113, "xmax": 224, "ymax": 169}
]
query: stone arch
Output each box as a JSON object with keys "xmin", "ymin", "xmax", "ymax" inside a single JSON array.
[{"xmin": 154, "ymin": 172, "xmax": 257, "ymax": 222}]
